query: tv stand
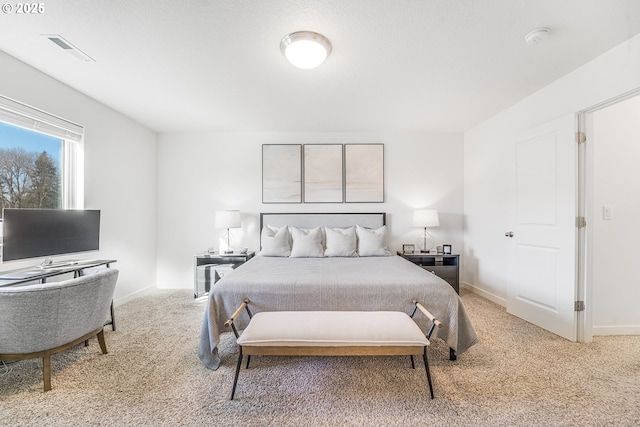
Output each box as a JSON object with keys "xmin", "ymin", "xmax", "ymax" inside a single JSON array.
[
  {"xmin": 0, "ymin": 259, "xmax": 118, "ymax": 330},
  {"xmin": 37, "ymin": 258, "xmax": 91, "ymax": 269}
]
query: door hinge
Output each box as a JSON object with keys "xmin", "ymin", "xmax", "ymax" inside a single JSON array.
[
  {"xmin": 576, "ymin": 132, "xmax": 586, "ymax": 144},
  {"xmin": 575, "ymin": 301, "xmax": 585, "ymax": 312},
  {"xmin": 575, "ymin": 216, "xmax": 586, "ymax": 228}
]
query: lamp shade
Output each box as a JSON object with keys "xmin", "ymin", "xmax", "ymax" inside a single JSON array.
[
  {"xmin": 215, "ymin": 210, "xmax": 241, "ymax": 229},
  {"xmin": 412, "ymin": 209, "xmax": 439, "ymax": 228}
]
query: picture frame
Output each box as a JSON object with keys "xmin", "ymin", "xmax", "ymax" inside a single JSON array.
[
  {"xmin": 402, "ymin": 244, "xmax": 415, "ymax": 254},
  {"xmin": 261, "ymin": 143, "xmax": 385, "ymax": 204},
  {"xmin": 344, "ymin": 144, "xmax": 384, "ymax": 203},
  {"xmin": 303, "ymin": 144, "xmax": 343, "ymax": 203},
  {"xmin": 443, "ymin": 244, "xmax": 452, "ymax": 254},
  {"xmin": 262, "ymin": 144, "xmax": 302, "ymax": 203}
]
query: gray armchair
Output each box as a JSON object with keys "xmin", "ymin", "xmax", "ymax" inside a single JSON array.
[{"xmin": 0, "ymin": 268, "xmax": 118, "ymax": 391}]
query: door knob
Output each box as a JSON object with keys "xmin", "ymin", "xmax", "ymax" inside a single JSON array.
[{"xmin": 505, "ymin": 231, "xmax": 514, "ymax": 238}]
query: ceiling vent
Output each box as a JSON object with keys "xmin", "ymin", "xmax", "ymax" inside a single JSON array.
[{"xmin": 42, "ymin": 34, "xmax": 95, "ymax": 62}]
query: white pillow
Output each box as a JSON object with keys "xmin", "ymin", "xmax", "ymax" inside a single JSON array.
[
  {"xmin": 324, "ymin": 227, "xmax": 357, "ymax": 257},
  {"xmin": 260, "ymin": 225, "xmax": 291, "ymax": 257},
  {"xmin": 290, "ymin": 226, "xmax": 324, "ymax": 258},
  {"xmin": 356, "ymin": 225, "xmax": 392, "ymax": 256},
  {"xmin": 288, "ymin": 225, "xmax": 326, "ymax": 248}
]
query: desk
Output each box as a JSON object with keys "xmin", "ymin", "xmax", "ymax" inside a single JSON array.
[{"xmin": 0, "ymin": 259, "xmax": 118, "ymax": 330}]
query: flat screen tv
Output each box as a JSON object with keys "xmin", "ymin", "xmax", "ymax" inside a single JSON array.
[{"xmin": 1, "ymin": 209, "xmax": 100, "ymax": 262}]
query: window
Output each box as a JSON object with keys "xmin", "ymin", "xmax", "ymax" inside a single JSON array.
[
  {"xmin": 0, "ymin": 122, "xmax": 63, "ymax": 209},
  {"xmin": 0, "ymin": 95, "xmax": 84, "ymax": 212}
]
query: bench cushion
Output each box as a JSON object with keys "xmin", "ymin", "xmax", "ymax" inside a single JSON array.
[{"xmin": 237, "ymin": 311, "xmax": 429, "ymax": 347}]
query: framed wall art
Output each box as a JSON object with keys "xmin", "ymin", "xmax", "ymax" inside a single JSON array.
[
  {"xmin": 303, "ymin": 144, "xmax": 343, "ymax": 203},
  {"xmin": 344, "ymin": 143, "xmax": 384, "ymax": 203},
  {"xmin": 262, "ymin": 144, "xmax": 302, "ymax": 203}
]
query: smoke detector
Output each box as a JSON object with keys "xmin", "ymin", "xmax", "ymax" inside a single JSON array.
[
  {"xmin": 524, "ymin": 27, "xmax": 550, "ymax": 45},
  {"xmin": 42, "ymin": 34, "xmax": 95, "ymax": 62}
]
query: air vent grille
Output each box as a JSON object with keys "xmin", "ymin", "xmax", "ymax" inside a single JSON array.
[
  {"xmin": 48, "ymin": 36, "xmax": 73, "ymax": 50},
  {"xmin": 42, "ymin": 34, "xmax": 95, "ymax": 62}
]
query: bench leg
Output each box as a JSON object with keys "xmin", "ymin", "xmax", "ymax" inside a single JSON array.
[
  {"xmin": 231, "ymin": 346, "xmax": 243, "ymax": 400},
  {"xmin": 423, "ymin": 347, "xmax": 434, "ymax": 399}
]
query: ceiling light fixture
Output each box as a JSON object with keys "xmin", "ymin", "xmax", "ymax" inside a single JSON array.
[
  {"xmin": 280, "ymin": 31, "xmax": 332, "ymax": 69},
  {"xmin": 524, "ymin": 27, "xmax": 550, "ymax": 46}
]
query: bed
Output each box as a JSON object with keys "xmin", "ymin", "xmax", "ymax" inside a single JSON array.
[{"xmin": 198, "ymin": 212, "xmax": 478, "ymax": 370}]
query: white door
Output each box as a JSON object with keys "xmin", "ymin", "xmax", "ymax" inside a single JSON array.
[{"xmin": 506, "ymin": 114, "xmax": 578, "ymax": 341}]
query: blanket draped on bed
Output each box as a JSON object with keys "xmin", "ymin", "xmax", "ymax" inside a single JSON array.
[{"xmin": 198, "ymin": 255, "xmax": 478, "ymax": 370}]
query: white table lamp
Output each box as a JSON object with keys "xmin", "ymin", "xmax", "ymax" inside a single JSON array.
[
  {"xmin": 215, "ymin": 210, "xmax": 241, "ymax": 254},
  {"xmin": 413, "ymin": 209, "xmax": 439, "ymax": 253}
]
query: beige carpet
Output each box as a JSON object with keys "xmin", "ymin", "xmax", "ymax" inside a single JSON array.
[{"xmin": 1, "ymin": 288, "xmax": 639, "ymax": 427}]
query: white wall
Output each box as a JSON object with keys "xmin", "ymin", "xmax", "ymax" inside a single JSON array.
[
  {"xmin": 0, "ymin": 51, "xmax": 158, "ymax": 305},
  {"xmin": 590, "ymin": 95, "xmax": 640, "ymax": 334},
  {"xmin": 464, "ymin": 34, "xmax": 640, "ymax": 311},
  {"xmin": 156, "ymin": 132, "xmax": 464, "ymax": 288}
]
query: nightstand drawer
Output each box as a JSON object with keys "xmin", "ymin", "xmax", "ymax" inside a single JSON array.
[{"xmin": 428, "ymin": 266, "xmax": 457, "ymax": 281}]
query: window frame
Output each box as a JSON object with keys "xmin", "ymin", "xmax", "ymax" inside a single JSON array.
[{"xmin": 0, "ymin": 95, "xmax": 84, "ymax": 209}]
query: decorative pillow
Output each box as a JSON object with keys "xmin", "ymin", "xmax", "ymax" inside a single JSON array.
[
  {"xmin": 290, "ymin": 226, "xmax": 324, "ymax": 258},
  {"xmin": 356, "ymin": 225, "xmax": 392, "ymax": 256},
  {"xmin": 288, "ymin": 225, "xmax": 326, "ymax": 249},
  {"xmin": 260, "ymin": 225, "xmax": 291, "ymax": 257},
  {"xmin": 324, "ymin": 227, "xmax": 357, "ymax": 257}
]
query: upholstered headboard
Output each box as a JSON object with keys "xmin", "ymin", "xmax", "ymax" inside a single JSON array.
[
  {"xmin": 260, "ymin": 212, "xmax": 385, "ymax": 230},
  {"xmin": 259, "ymin": 212, "xmax": 386, "ymax": 248}
]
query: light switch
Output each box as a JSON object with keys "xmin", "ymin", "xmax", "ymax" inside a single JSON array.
[{"xmin": 603, "ymin": 206, "xmax": 613, "ymax": 220}]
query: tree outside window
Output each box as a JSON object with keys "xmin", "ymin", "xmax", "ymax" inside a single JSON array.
[{"xmin": 0, "ymin": 122, "xmax": 63, "ymax": 210}]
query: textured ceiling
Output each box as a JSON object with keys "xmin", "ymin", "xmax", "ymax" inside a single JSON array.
[{"xmin": 1, "ymin": 0, "xmax": 639, "ymax": 133}]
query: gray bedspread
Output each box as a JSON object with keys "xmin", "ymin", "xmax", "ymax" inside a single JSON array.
[{"xmin": 198, "ymin": 255, "xmax": 478, "ymax": 370}]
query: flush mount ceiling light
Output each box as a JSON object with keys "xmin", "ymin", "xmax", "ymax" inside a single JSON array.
[
  {"xmin": 524, "ymin": 27, "xmax": 550, "ymax": 45},
  {"xmin": 280, "ymin": 31, "xmax": 332, "ymax": 69}
]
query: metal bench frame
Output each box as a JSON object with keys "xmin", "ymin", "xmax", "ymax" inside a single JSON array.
[{"xmin": 225, "ymin": 299, "xmax": 442, "ymax": 400}]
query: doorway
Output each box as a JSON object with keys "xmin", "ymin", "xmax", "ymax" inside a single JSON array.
[{"xmin": 581, "ymin": 91, "xmax": 640, "ymax": 341}]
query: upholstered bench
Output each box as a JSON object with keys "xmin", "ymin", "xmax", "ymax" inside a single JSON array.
[{"xmin": 225, "ymin": 299, "xmax": 441, "ymax": 400}]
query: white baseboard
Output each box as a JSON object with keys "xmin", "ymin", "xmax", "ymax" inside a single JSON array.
[
  {"xmin": 113, "ymin": 284, "xmax": 156, "ymax": 307},
  {"xmin": 592, "ymin": 325, "xmax": 640, "ymax": 336},
  {"xmin": 156, "ymin": 282, "xmax": 191, "ymax": 290},
  {"xmin": 460, "ymin": 281, "xmax": 506, "ymax": 307}
]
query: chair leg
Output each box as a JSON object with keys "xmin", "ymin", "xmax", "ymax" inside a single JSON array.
[
  {"xmin": 43, "ymin": 354, "xmax": 52, "ymax": 392},
  {"xmin": 246, "ymin": 355, "xmax": 251, "ymax": 369},
  {"xmin": 410, "ymin": 355, "xmax": 415, "ymax": 369},
  {"xmin": 231, "ymin": 346, "xmax": 243, "ymax": 400},
  {"xmin": 97, "ymin": 330, "xmax": 108, "ymax": 354},
  {"xmin": 110, "ymin": 301, "xmax": 116, "ymax": 331},
  {"xmin": 423, "ymin": 347, "xmax": 434, "ymax": 399}
]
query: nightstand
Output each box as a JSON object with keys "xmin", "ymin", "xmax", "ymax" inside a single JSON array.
[
  {"xmin": 193, "ymin": 252, "xmax": 255, "ymax": 298},
  {"xmin": 397, "ymin": 251, "xmax": 460, "ymax": 294}
]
